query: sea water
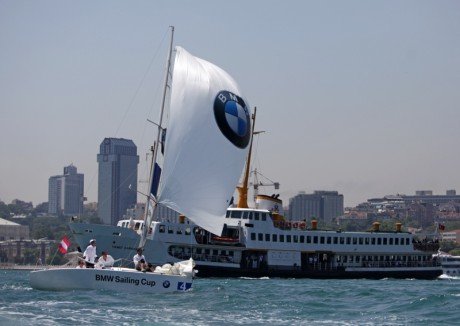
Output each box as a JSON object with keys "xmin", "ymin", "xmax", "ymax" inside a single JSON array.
[{"xmin": 0, "ymin": 270, "xmax": 459, "ymax": 325}]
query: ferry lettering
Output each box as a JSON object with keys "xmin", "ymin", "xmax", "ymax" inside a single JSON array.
[
  {"xmin": 95, "ymin": 274, "xmax": 114, "ymax": 282},
  {"xmin": 141, "ymin": 279, "xmax": 156, "ymax": 287}
]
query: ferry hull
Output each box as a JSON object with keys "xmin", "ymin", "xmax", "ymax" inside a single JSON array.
[{"xmin": 194, "ymin": 265, "xmax": 442, "ymax": 280}]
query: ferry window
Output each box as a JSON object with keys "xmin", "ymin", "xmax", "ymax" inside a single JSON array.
[
  {"xmin": 197, "ymin": 248, "xmax": 202, "ymax": 254},
  {"xmin": 258, "ymin": 233, "xmax": 263, "ymax": 241},
  {"xmin": 168, "ymin": 227, "xmax": 174, "ymax": 234},
  {"xmin": 134, "ymin": 222, "xmax": 141, "ymax": 231},
  {"xmin": 327, "ymin": 237, "xmax": 332, "ymax": 244},
  {"xmin": 293, "ymin": 235, "xmax": 298, "ymax": 243},
  {"xmin": 358, "ymin": 238, "xmax": 363, "ymax": 245},
  {"xmin": 232, "ymin": 211, "xmax": 242, "ymax": 219},
  {"xmin": 280, "ymin": 235, "xmax": 285, "ymax": 242},
  {"xmin": 395, "ymin": 238, "xmax": 399, "ymax": 245},
  {"xmin": 377, "ymin": 238, "xmax": 382, "ymax": 245},
  {"xmin": 287, "ymin": 235, "xmax": 292, "ymax": 242},
  {"xmin": 333, "ymin": 237, "xmax": 338, "ymax": 244},
  {"xmin": 313, "ymin": 236, "xmax": 318, "ymax": 244},
  {"xmin": 265, "ymin": 234, "xmax": 270, "ymax": 241},
  {"xmin": 343, "ymin": 256, "xmax": 348, "ymax": 263},
  {"xmin": 159, "ymin": 225, "xmax": 165, "ymax": 233},
  {"xmin": 229, "ymin": 251, "xmax": 234, "ymax": 256},
  {"xmin": 350, "ymin": 256, "xmax": 354, "ymax": 263},
  {"xmin": 389, "ymin": 238, "xmax": 393, "ymax": 245},
  {"xmin": 340, "ymin": 237, "xmax": 344, "ymax": 244},
  {"xmin": 371, "ymin": 238, "xmax": 375, "ymax": 245},
  {"xmin": 177, "ymin": 229, "xmax": 182, "ymax": 234},
  {"xmin": 226, "ymin": 210, "xmax": 231, "ymax": 218},
  {"xmin": 346, "ymin": 237, "xmax": 351, "ymax": 245},
  {"xmin": 254, "ymin": 213, "xmax": 260, "ymax": 221},
  {"xmin": 320, "ymin": 236, "xmax": 325, "ymax": 244},
  {"xmin": 300, "ymin": 235, "xmax": 305, "ymax": 242},
  {"xmin": 353, "ymin": 237, "xmax": 357, "ymax": 245},
  {"xmin": 262, "ymin": 213, "xmax": 267, "ymax": 221},
  {"xmin": 251, "ymin": 233, "xmax": 256, "ymax": 240},
  {"xmin": 356, "ymin": 256, "xmax": 360, "ymax": 263},
  {"xmin": 247, "ymin": 212, "xmax": 252, "ymax": 220},
  {"xmin": 383, "ymin": 238, "xmax": 387, "ymax": 245},
  {"xmin": 406, "ymin": 238, "xmax": 410, "ymax": 245},
  {"xmin": 306, "ymin": 236, "xmax": 311, "ymax": 243},
  {"xmin": 185, "ymin": 227, "xmax": 191, "ymax": 235},
  {"xmin": 205, "ymin": 249, "xmax": 210, "ymax": 255},
  {"xmin": 365, "ymin": 238, "xmax": 370, "ymax": 245},
  {"xmin": 272, "ymin": 234, "xmax": 278, "ymax": 242},
  {"xmin": 213, "ymin": 249, "xmax": 218, "ymax": 255}
]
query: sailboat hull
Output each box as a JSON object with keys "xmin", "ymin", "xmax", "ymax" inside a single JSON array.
[{"xmin": 30, "ymin": 267, "xmax": 193, "ymax": 293}]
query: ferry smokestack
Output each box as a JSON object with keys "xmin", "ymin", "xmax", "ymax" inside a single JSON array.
[{"xmin": 311, "ymin": 219, "xmax": 318, "ymax": 230}]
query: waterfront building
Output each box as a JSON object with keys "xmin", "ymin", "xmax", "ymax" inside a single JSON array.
[
  {"xmin": 288, "ymin": 191, "xmax": 344, "ymax": 223},
  {"xmin": 0, "ymin": 239, "xmax": 54, "ymax": 264},
  {"xmin": 97, "ymin": 138, "xmax": 139, "ymax": 225},
  {"xmin": 0, "ymin": 217, "xmax": 29, "ymax": 241},
  {"xmin": 441, "ymin": 229, "xmax": 460, "ymax": 244},
  {"xmin": 48, "ymin": 164, "xmax": 84, "ymax": 216}
]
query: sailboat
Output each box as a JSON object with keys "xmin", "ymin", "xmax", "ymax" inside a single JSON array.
[{"xmin": 30, "ymin": 26, "xmax": 252, "ymax": 292}]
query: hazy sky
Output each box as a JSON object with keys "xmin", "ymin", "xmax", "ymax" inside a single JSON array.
[{"xmin": 1, "ymin": 1, "xmax": 459, "ymax": 208}]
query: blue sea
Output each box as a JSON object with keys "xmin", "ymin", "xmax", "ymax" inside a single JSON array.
[{"xmin": 0, "ymin": 270, "xmax": 459, "ymax": 325}]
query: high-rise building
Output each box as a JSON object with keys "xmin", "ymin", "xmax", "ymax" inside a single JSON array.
[
  {"xmin": 97, "ymin": 138, "xmax": 139, "ymax": 225},
  {"xmin": 48, "ymin": 164, "xmax": 84, "ymax": 216},
  {"xmin": 288, "ymin": 190, "xmax": 344, "ymax": 223}
]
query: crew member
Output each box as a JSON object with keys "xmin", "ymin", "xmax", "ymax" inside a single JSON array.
[
  {"xmin": 83, "ymin": 239, "xmax": 97, "ymax": 268},
  {"xmin": 133, "ymin": 248, "xmax": 147, "ymax": 271}
]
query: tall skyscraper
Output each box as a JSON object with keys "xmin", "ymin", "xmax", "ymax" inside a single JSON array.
[
  {"xmin": 97, "ymin": 138, "xmax": 139, "ymax": 225},
  {"xmin": 48, "ymin": 164, "xmax": 84, "ymax": 216},
  {"xmin": 288, "ymin": 190, "xmax": 344, "ymax": 223}
]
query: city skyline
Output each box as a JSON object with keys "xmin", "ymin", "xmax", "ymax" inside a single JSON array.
[{"xmin": 1, "ymin": 1, "xmax": 460, "ymax": 207}]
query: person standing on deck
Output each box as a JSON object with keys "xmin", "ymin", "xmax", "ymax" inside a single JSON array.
[{"xmin": 83, "ymin": 239, "xmax": 97, "ymax": 268}]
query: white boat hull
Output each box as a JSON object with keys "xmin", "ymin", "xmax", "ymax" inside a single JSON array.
[{"xmin": 30, "ymin": 267, "xmax": 193, "ymax": 293}]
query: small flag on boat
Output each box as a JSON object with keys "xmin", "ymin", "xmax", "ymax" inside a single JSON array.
[
  {"xmin": 438, "ymin": 223, "xmax": 445, "ymax": 231},
  {"xmin": 58, "ymin": 236, "xmax": 71, "ymax": 254}
]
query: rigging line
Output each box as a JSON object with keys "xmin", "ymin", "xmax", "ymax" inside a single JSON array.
[{"xmin": 114, "ymin": 28, "xmax": 170, "ymax": 137}]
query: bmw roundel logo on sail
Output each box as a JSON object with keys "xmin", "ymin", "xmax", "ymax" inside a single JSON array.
[{"xmin": 214, "ymin": 91, "xmax": 251, "ymax": 148}]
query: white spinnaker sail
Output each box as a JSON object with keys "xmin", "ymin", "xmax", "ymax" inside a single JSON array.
[{"xmin": 158, "ymin": 46, "xmax": 251, "ymax": 235}]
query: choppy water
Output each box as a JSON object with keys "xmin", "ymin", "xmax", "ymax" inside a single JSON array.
[{"xmin": 0, "ymin": 270, "xmax": 459, "ymax": 325}]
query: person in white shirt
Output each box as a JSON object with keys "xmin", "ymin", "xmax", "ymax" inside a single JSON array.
[
  {"xmin": 133, "ymin": 248, "xmax": 147, "ymax": 271},
  {"xmin": 76, "ymin": 260, "xmax": 86, "ymax": 268},
  {"xmin": 96, "ymin": 251, "xmax": 115, "ymax": 269},
  {"xmin": 83, "ymin": 239, "xmax": 97, "ymax": 268}
]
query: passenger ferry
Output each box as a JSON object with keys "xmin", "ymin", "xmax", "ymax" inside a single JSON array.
[{"xmin": 70, "ymin": 193, "xmax": 442, "ymax": 279}]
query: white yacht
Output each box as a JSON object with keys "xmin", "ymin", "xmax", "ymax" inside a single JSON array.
[{"xmin": 435, "ymin": 252, "xmax": 460, "ymax": 277}]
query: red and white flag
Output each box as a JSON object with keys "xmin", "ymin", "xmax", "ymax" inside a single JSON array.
[{"xmin": 58, "ymin": 236, "xmax": 71, "ymax": 254}]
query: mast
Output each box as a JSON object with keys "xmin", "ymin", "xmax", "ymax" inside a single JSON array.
[
  {"xmin": 139, "ymin": 26, "xmax": 175, "ymax": 249},
  {"xmin": 236, "ymin": 106, "xmax": 257, "ymax": 208}
]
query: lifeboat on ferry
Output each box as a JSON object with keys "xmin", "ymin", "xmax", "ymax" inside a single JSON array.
[{"xmin": 210, "ymin": 236, "xmax": 240, "ymax": 245}]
